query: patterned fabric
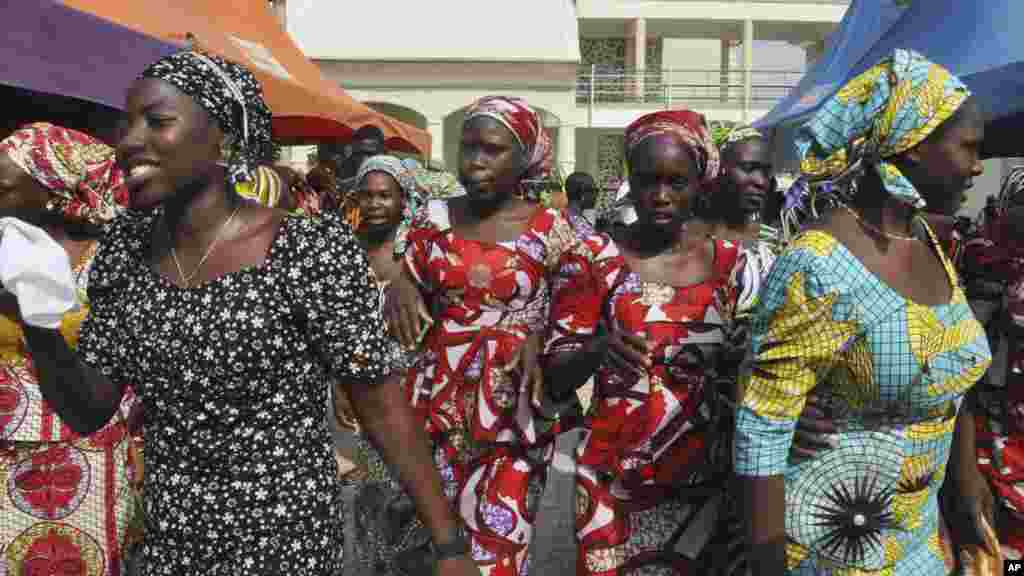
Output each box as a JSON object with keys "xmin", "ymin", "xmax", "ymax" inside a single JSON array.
[
  {"xmin": 237, "ymin": 165, "xmax": 283, "ymax": 208},
  {"xmin": 959, "ymin": 167, "xmax": 1024, "ymax": 559},
  {"xmin": 715, "ymin": 125, "xmax": 763, "ymax": 153},
  {"xmin": 624, "ymin": 110, "xmax": 719, "ymax": 190},
  {"xmin": 797, "ymin": 49, "xmax": 970, "ymax": 209},
  {"xmin": 545, "ymin": 233, "xmax": 741, "ymax": 575},
  {"xmin": 411, "ymin": 166, "xmax": 466, "ymax": 201},
  {"xmin": 0, "ymin": 123, "xmax": 127, "ymax": 225},
  {"xmin": 400, "ymin": 203, "xmax": 578, "ymax": 574},
  {"xmin": 735, "ymin": 226, "xmax": 991, "ymax": 574},
  {"xmin": 77, "ymin": 210, "xmax": 392, "ymax": 575},
  {"xmin": 0, "ymin": 243, "xmax": 137, "ymax": 576},
  {"xmin": 140, "ymin": 51, "xmax": 274, "ymax": 186},
  {"xmin": 464, "ymin": 96, "xmax": 553, "ymax": 201}
]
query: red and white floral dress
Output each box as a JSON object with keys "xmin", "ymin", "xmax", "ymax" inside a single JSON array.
[
  {"xmin": 402, "ymin": 201, "xmax": 578, "ymax": 575},
  {"xmin": 546, "ymin": 233, "xmax": 739, "ymax": 576}
]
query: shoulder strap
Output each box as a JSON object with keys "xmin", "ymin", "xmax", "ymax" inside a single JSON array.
[{"xmin": 916, "ymin": 214, "xmax": 960, "ymax": 289}]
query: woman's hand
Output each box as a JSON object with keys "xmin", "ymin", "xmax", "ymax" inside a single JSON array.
[
  {"xmin": 789, "ymin": 395, "xmax": 839, "ymax": 463},
  {"xmin": 383, "ymin": 271, "xmax": 432, "ymax": 349},
  {"xmin": 604, "ymin": 321, "xmax": 653, "ymax": 378},
  {"xmin": 519, "ymin": 332, "xmax": 545, "ymax": 410},
  {"xmin": 951, "ymin": 464, "xmax": 999, "ymax": 559}
]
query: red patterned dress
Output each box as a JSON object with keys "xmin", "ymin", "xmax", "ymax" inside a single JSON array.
[
  {"xmin": 546, "ymin": 234, "xmax": 739, "ymax": 576},
  {"xmin": 402, "ymin": 201, "xmax": 578, "ymax": 575}
]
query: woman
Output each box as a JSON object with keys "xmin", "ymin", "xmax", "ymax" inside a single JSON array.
[
  {"xmin": 736, "ymin": 49, "xmax": 995, "ymax": 575},
  {"xmin": 384, "ymin": 95, "xmax": 574, "ymax": 574},
  {"xmin": 962, "ymin": 166, "xmax": 1024, "ymax": 560},
  {"xmin": 332, "ymin": 154, "xmax": 434, "ymax": 574},
  {"xmin": 0, "ymin": 122, "xmax": 135, "ymax": 575},
  {"xmin": 10, "ymin": 51, "xmax": 476, "ymax": 575},
  {"xmin": 543, "ymin": 110, "xmax": 743, "ymax": 575}
]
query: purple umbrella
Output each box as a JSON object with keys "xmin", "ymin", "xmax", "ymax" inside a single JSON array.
[{"xmin": 1, "ymin": 0, "xmax": 180, "ymax": 110}]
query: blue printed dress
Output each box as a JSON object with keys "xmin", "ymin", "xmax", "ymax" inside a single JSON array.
[{"xmin": 735, "ymin": 228, "xmax": 991, "ymax": 575}]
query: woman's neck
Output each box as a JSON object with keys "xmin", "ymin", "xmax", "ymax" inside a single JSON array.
[
  {"xmin": 163, "ymin": 175, "xmax": 238, "ymax": 241},
  {"xmin": 851, "ymin": 185, "xmax": 917, "ymax": 238},
  {"xmin": 624, "ymin": 221, "xmax": 690, "ymax": 257}
]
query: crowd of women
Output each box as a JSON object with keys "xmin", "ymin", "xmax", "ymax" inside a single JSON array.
[{"xmin": 0, "ymin": 41, "xmax": 1019, "ymax": 576}]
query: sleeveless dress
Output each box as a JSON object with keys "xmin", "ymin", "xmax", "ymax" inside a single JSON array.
[
  {"xmin": 76, "ymin": 210, "xmax": 392, "ymax": 575},
  {"xmin": 546, "ymin": 233, "xmax": 741, "ymax": 575},
  {"xmin": 0, "ymin": 242, "xmax": 137, "ymax": 576},
  {"xmin": 736, "ymin": 227, "xmax": 991, "ymax": 575}
]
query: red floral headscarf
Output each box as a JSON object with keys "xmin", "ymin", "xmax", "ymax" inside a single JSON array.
[
  {"xmin": 624, "ymin": 110, "xmax": 719, "ymax": 190},
  {"xmin": 464, "ymin": 96, "xmax": 553, "ymax": 199},
  {"xmin": 0, "ymin": 123, "xmax": 127, "ymax": 225}
]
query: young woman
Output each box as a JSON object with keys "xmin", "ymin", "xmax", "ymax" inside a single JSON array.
[
  {"xmin": 384, "ymin": 96, "xmax": 574, "ymax": 574},
  {"xmin": 737, "ymin": 49, "xmax": 995, "ymax": 575},
  {"xmin": 10, "ymin": 51, "xmax": 476, "ymax": 575}
]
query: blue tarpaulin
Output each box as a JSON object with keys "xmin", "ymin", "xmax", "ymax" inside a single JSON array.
[
  {"xmin": 758, "ymin": 0, "xmax": 1024, "ymax": 161},
  {"xmin": 753, "ymin": 0, "xmax": 908, "ymax": 131},
  {"xmin": 0, "ymin": 0, "xmax": 180, "ymax": 111}
]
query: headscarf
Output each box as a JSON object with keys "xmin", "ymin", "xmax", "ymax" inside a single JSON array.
[
  {"xmin": 237, "ymin": 165, "xmax": 283, "ymax": 208},
  {"xmin": 624, "ymin": 110, "xmax": 719, "ymax": 190},
  {"xmin": 797, "ymin": 49, "xmax": 970, "ymax": 209},
  {"xmin": 715, "ymin": 125, "xmax": 763, "ymax": 153},
  {"xmin": 140, "ymin": 50, "xmax": 275, "ymax": 186},
  {"xmin": 463, "ymin": 96, "xmax": 553, "ymax": 201},
  {"xmin": 0, "ymin": 123, "xmax": 127, "ymax": 225}
]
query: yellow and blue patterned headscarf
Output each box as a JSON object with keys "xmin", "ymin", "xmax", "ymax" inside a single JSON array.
[{"xmin": 797, "ymin": 49, "xmax": 969, "ymax": 209}]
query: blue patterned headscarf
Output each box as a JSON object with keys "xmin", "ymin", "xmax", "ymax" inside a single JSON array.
[{"xmin": 797, "ymin": 49, "xmax": 970, "ymax": 209}]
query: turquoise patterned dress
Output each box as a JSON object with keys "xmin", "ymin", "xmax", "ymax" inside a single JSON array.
[{"xmin": 735, "ymin": 228, "xmax": 991, "ymax": 575}]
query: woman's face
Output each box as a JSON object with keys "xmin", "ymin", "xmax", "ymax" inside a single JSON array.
[
  {"xmin": 0, "ymin": 152, "xmax": 50, "ymax": 221},
  {"xmin": 357, "ymin": 171, "xmax": 404, "ymax": 233},
  {"xmin": 628, "ymin": 134, "xmax": 700, "ymax": 232},
  {"xmin": 459, "ymin": 116, "xmax": 525, "ymax": 206},
  {"xmin": 906, "ymin": 100, "xmax": 985, "ymax": 216},
  {"xmin": 721, "ymin": 138, "xmax": 773, "ymax": 216},
  {"xmin": 116, "ymin": 78, "xmax": 223, "ymax": 210}
]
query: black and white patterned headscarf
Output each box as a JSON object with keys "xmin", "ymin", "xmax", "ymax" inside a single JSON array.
[{"xmin": 140, "ymin": 50, "xmax": 274, "ymax": 185}]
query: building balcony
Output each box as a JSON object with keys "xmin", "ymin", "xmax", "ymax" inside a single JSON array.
[{"xmin": 576, "ymin": 66, "xmax": 802, "ymax": 108}]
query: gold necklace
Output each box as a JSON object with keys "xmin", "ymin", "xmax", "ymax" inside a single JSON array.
[
  {"xmin": 169, "ymin": 204, "xmax": 242, "ymax": 288},
  {"xmin": 840, "ymin": 203, "xmax": 917, "ymax": 241}
]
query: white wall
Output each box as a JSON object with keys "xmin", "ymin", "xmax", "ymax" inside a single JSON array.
[{"xmin": 287, "ymin": 0, "xmax": 580, "ymax": 63}]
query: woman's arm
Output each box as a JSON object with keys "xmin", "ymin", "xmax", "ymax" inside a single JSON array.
[
  {"xmin": 23, "ymin": 324, "xmax": 125, "ymax": 434},
  {"xmin": 347, "ymin": 373, "xmax": 479, "ymax": 575}
]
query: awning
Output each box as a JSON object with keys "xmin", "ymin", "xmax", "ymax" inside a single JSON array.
[{"xmin": 59, "ymin": 0, "xmax": 431, "ymax": 155}]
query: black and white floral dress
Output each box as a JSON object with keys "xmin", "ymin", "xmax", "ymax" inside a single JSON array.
[{"xmin": 77, "ymin": 209, "xmax": 392, "ymax": 575}]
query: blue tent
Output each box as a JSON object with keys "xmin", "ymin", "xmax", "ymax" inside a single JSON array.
[
  {"xmin": 847, "ymin": 0, "xmax": 1024, "ymax": 158},
  {"xmin": 0, "ymin": 0, "xmax": 180, "ymax": 111},
  {"xmin": 753, "ymin": 0, "xmax": 908, "ymax": 131},
  {"xmin": 758, "ymin": 0, "xmax": 1024, "ymax": 162}
]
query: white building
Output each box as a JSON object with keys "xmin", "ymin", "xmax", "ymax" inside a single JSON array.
[{"xmin": 275, "ymin": 0, "xmax": 1011, "ymax": 215}]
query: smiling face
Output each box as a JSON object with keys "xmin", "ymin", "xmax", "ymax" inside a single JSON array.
[
  {"xmin": 115, "ymin": 78, "xmax": 224, "ymax": 210},
  {"xmin": 357, "ymin": 171, "xmax": 404, "ymax": 235},
  {"xmin": 459, "ymin": 115, "xmax": 525, "ymax": 207},
  {"xmin": 627, "ymin": 134, "xmax": 700, "ymax": 233}
]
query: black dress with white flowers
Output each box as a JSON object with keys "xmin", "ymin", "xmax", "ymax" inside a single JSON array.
[{"xmin": 77, "ymin": 209, "xmax": 392, "ymax": 575}]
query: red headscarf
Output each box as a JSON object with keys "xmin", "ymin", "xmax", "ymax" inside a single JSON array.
[
  {"xmin": 624, "ymin": 110, "xmax": 719, "ymax": 190},
  {"xmin": 463, "ymin": 96, "xmax": 553, "ymax": 199},
  {"xmin": 0, "ymin": 123, "xmax": 127, "ymax": 225}
]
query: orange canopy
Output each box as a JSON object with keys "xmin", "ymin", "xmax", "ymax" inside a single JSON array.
[{"xmin": 59, "ymin": 0, "xmax": 430, "ymax": 156}]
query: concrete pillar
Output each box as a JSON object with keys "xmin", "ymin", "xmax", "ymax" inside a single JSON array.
[
  {"xmin": 270, "ymin": 0, "xmax": 286, "ymax": 28},
  {"xmin": 625, "ymin": 18, "xmax": 647, "ymax": 101},
  {"xmin": 427, "ymin": 120, "xmax": 445, "ymax": 166},
  {"xmin": 720, "ymin": 36, "xmax": 732, "ymax": 103},
  {"xmin": 742, "ymin": 18, "xmax": 754, "ymax": 122}
]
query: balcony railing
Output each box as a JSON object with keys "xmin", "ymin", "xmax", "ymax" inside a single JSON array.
[{"xmin": 577, "ymin": 66, "xmax": 804, "ymax": 108}]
